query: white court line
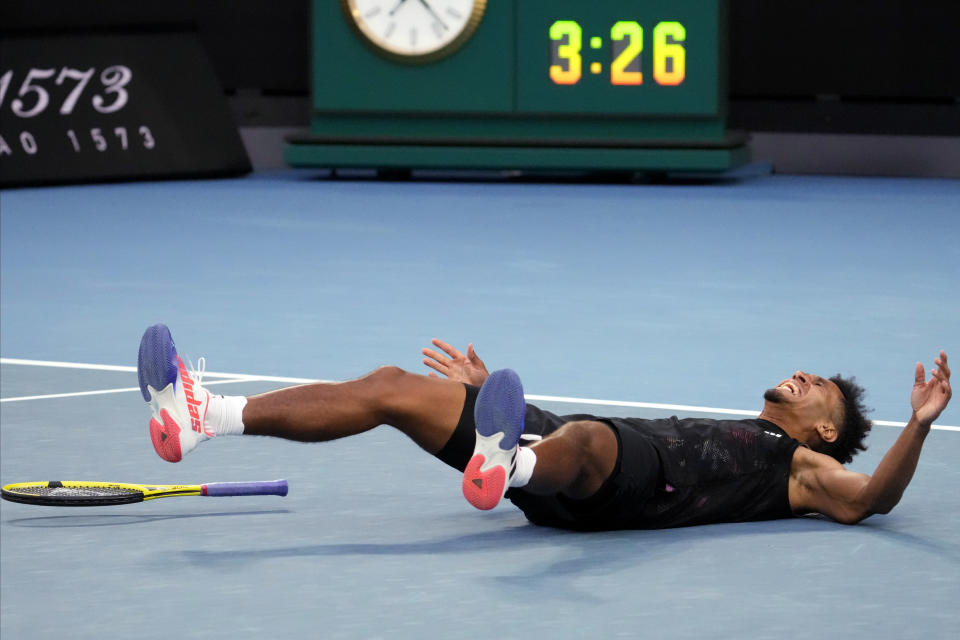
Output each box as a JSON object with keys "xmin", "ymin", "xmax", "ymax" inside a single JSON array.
[
  {"xmin": 0, "ymin": 378, "xmax": 258, "ymax": 403},
  {"xmin": 2, "ymin": 357, "xmax": 957, "ymax": 431},
  {"xmin": 524, "ymin": 394, "xmax": 757, "ymax": 417},
  {"xmin": 0, "ymin": 358, "xmax": 325, "ymax": 384},
  {"xmin": 527, "ymin": 394, "xmax": 960, "ymax": 432},
  {"xmin": 1, "ymin": 358, "xmax": 139, "ymax": 373}
]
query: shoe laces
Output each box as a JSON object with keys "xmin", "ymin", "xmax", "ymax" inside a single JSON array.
[
  {"xmin": 195, "ymin": 357, "xmax": 206, "ymax": 386},
  {"xmin": 184, "ymin": 356, "xmax": 206, "ymax": 387}
]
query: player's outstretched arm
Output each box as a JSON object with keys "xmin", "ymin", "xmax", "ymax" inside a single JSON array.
[
  {"xmin": 421, "ymin": 338, "xmax": 490, "ymax": 386},
  {"xmin": 797, "ymin": 351, "xmax": 952, "ymax": 524}
]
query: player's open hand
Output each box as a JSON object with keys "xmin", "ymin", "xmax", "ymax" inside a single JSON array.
[
  {"xmin": 422, "ymin": 339, "xmax": 490, "ymax": 386},
  {"xmin": 911, "ymin": 350, "xmax": 952, "ymax": 426}
]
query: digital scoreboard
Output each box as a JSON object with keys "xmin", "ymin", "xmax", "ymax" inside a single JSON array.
[{"xmin": 286, "ymin": 0, "xmax": 747, "ymax": 174}]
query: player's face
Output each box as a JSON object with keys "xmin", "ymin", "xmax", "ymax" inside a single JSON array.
[{"xmin": 764, "ymin": 371, "xmax": 844, "ymax": 425}]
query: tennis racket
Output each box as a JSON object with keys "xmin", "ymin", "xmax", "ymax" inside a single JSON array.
[{"xmin": 1, "ymin": 479, "xmax": 288, "ymax": 506}]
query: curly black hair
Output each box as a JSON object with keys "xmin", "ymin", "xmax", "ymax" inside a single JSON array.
[{"xmin": 819, "ymin": 375, "xmax": 873, "ymax": 464}]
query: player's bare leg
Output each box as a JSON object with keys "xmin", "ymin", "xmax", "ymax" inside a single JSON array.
[
  {"xmin": 463, "ymin": 368, "xmax": 618, "ymax": 510},
  {"xmin": 139, "ymin": 324, "xmax": 464, "ymax": 462},
  {"xmin": 242, "ymin": 366, "xmax": 465, "ymax": 454},
  {"xmin": 524, "ymin": 420, "xmax": 618, "ymax": 499}
]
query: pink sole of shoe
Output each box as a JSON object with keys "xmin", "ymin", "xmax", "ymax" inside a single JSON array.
[
  {"xmin": 462, "ymin": 453, "xmax": 506, "ymax": 510},
  {"xmin": 149, "ymin": 409, "xmax": 183, "ymax": 463}
]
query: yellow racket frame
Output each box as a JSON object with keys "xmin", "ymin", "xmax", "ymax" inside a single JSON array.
[{"xmin": 1, "ymin": 479, "xmax": 287, "ymax": 506}]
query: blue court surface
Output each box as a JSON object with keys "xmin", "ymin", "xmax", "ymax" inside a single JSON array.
[{"xmin": 1, "ymin": 171, "xmax": 958, "ymax": 639}]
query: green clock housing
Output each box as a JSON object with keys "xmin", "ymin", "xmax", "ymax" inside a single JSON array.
[{"xmin": 286, "ymin": 0, "xmax": 748, "ymax": 173}]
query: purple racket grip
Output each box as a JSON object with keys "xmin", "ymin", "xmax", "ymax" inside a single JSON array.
[{"xmin": 201, "ymin": 480, "xmax": 288, "ymax": 497}]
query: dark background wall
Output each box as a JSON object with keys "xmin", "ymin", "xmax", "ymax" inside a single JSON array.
[
  {"xmin": 728, "ymin": 1, "xmax": 958, "ymax": 136},
  {"xmin": 4, "ymin": 1, "xmax": 958, "ymax": 174}
]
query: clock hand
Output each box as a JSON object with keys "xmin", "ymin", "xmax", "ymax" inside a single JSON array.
[
  {"xmin": 388, "ymin": 0, "xmax": 410, "ymax": 16},
  {"xmin": 415, "ymin": 0, "xmax": 448, "ymax": 30}
]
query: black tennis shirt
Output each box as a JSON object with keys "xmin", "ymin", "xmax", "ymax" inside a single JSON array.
[{"xmin": 611, "ymin": 416, "xmax": 802, "ymax": 528}]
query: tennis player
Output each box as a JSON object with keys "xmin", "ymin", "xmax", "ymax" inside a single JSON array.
[{"xmin": 137, "ymin": 324, "xmax": 951, "ymax": 530}]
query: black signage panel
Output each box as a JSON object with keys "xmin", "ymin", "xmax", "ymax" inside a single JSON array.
[{"xmin": 0, "ymin": 30, "xmax": 250, "ymax": 187}]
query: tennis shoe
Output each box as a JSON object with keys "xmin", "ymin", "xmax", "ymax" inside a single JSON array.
[
  {"xmin": 463, "ymin": 369, "xmax": 526, "ymax": 510},
  {"xmin": 137, "ymin": 323, "xmax": 213, "ymax": 463}
]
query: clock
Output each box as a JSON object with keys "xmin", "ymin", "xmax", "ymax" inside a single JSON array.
[
  {"xmin": 288, "ymin": 0, "xmax": 748, "ymax": 174},
  {"xmin": 340, "ymin": 0, "xmax": 487, "ymax": 62}
]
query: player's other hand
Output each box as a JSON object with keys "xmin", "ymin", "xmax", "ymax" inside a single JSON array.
[
  {"xmin": 422, "ymin": 339, "xmax": 490, "ymax": 386},
  {"xmin": 911, "ymin": 350, "xmax": 952, "ymax": 426}
]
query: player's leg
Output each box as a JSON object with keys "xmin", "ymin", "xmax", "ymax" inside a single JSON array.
[
  {"xmin": 241, "ymin": 366, "xmax": 465, "ymax": 454},
  {"xmin": 463, "ymin": 369, "xmax": 618, "ymax": 510},
  {"xmin": 138, "ymin": 323, "xmax": 464, "ymax": 462},
  {"xmin": 523, "ymin": 420, "xmax": 618, "ymax": 500}
]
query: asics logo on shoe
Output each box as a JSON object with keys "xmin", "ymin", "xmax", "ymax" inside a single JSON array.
[{"xmin": 177, "ymin": 359, "xmax": 206, "ymax": 435}]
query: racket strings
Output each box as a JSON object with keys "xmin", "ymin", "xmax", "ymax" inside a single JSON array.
[{"xmin": 12, "ymin": 485, "xmax": 141, "ymax": 497}]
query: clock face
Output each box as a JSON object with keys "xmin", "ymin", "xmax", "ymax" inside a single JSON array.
[{"xmin": 342, "ymin": 0, "xmax": 487, "ymax": 61}]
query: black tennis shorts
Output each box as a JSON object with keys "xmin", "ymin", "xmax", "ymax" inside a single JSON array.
[{"xmin": 435, "ymin": 384, "xmax": 664, "ymax": 531}]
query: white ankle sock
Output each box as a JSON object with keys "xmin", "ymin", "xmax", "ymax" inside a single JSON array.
[
  {"xmin": 207, "ymin": 395, "xmax": 247, "ymax": 436},
  {"xmin": 509, "ymin": 446, "xmax": 536, "ymax": 488}
]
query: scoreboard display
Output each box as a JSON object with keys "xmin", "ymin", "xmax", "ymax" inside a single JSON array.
[
  {"xmin": 287, "ymin": 0, "xmax": 747, "ymax": 173},
  {"xmin": 518, "ymin": 7, "xmax": 717, "ymax": 116}
]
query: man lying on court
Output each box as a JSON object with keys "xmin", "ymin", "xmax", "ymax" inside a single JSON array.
[{"xmin": 137, "ymin": 324, "xmax": 952, "ymax": 529}]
